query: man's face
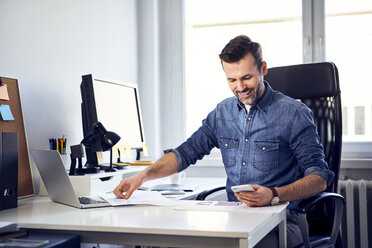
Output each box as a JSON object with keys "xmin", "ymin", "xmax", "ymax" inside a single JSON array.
[{"xmin": 222, "ymin": 53, "xmax": 267, "ymax": 105}]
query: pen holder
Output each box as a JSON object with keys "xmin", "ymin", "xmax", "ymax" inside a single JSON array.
[{"xmin": 49, "ymin": 136, "xmax": 67, "ymax": 155}]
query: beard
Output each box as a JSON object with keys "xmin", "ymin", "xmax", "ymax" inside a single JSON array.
[{"xmin": 239, "ymin": 78, "xmax": 265, "ymax": 105}]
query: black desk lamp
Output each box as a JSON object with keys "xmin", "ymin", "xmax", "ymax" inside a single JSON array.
[
  {"xmin": 82, "ymin": 122, "xmax": 120, "ymax": 172},
  {"xmin": 70, "ymin": 122, "xmax": 120, "ymax": 175}
]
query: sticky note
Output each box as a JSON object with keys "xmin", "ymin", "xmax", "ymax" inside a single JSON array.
[
  {"xmin": 118, "ymin": 144, "xmax": 126, "ymax": 159},
  {"xmin": 96, "ymin": 151, "xmax": 104, "ymax": 165},
  {"xmin": 142, "ymin": 143, "xmax": 149, "ymax": 157},
  {"xmin": 125, "ymin": 145, "xmax": 132, "ymax": 159},
  {"xmin": 0, "ymin": 104, "xmax": 15, "ymax": 121},
  {"xmin": 0, "ymin": 84, "xmax": 10, "ymax": 100},
  {"xmin": 113, "ymin": 145, "xmax": 119, "ymax": 158}
]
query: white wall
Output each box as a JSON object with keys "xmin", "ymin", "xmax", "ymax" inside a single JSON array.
[
  {"xmin": 0, "ymin": 0, "xmax": 138, "ymax": 189},
  {"xmin": 0, "ymin": 1, "xmax": 222, "ymax": 189},
  {"xmin": 0, "ymin": 0, "xmax": 137, "ymax": 154}
]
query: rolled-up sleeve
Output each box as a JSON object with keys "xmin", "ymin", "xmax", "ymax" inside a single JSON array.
[
  {"xmin": 289, "ymin": 105, "xmax": 335, "ymax": 186},
  {"xmin": 163, "ymin": 148, "xmax": 183, "ymax": 172},
  {"xmin": 304, "ymin": 166, "xmax": 334, "ymax": 186}
]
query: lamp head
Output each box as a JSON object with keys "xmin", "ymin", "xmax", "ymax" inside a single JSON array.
[{"xmin": 81, "ymin": 122, "xmax": 120, "ymax": 151}]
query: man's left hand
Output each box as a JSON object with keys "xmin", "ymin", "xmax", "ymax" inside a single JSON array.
[{"xmin": 234, "ymin": 184, "xmax": 273, "ymax": 207}]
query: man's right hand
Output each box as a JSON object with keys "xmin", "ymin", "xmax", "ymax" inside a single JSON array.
[
  {"xmin": 113, "ymin": 152, "xmax": 179, "ymax": 199},
  {"xmin": 113, "ymin": 175, "xmax": 143, "ymax": 199}
]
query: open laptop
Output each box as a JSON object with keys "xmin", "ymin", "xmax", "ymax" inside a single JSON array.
[{"xmin": 31, "ymin": 150, "xmax": 111, "ymax": 209}]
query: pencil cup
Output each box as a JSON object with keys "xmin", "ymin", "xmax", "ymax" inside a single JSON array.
[{"xmin": 49, "ymin": 136, "xmax": 67, "ymax": 155}]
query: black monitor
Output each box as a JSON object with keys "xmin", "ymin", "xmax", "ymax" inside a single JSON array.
[{"xmin": 80, "ymin": 74, "xmax": 146, "ymax": 170}]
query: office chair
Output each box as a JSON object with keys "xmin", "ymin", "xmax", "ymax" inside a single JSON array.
[{"xmin": 196, "ymin": 62, "xmax": 345, "ymax": 248}]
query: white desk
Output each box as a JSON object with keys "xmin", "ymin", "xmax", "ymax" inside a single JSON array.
[{"xmin": 0, "ymin": 190, "xmax": 287, "ymax": 248}]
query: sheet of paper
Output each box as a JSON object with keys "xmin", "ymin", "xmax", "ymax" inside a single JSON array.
[
  {"xmin": 125, "ymin": 145, "xmax": 132, "ymax": 159},
  {"xmin": 113, "ymin": 145, "xmax": 119, "ymax": 158},
  {"xmin": 173, "ymin": 200, "xmax": 288, "ymax": 213},
  {"xmin": 151, "ymin": 183, "xmax": 198, "ymax": 192},
  {"xmin": 118, "ymin": 144, "xmax": 125, "ymax": 159},
  {"xmin": 0, "ymin": 84, "xmax": 10, "ymax": 100},
  {"xmin": 99, "ymin": 190, "xmax": 177, "ymax": 207},
  {"xmin": 0, "ymin": 104, "xmax": 15, "ymax": 121},
  {"xmin": 142, "ymin": 143, "xmax": 149, "ymax": 157}
]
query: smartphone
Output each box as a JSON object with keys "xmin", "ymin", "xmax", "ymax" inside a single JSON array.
[{"xmin": 231, "ymin": 184, "xmax": 255, "ymax": 193}]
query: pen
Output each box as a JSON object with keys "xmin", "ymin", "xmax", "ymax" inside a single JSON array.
[
  {"xmin": 63, "ymin": 138, "xmax": 67, "ymax": 154},
  {"xmin": 49, "ymin": 139, "xmax": 53, "ymax": 150},
  {"xmin": 117, "ymin": 148, "xmax": 122, "ymax": 163}
]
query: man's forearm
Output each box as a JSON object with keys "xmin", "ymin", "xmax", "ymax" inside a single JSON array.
[
  {"xmin": 276, "ymin": 174, "xmax": 327, "ymax": 202},
  {"xmin": 139, "ymin": 152, "xmax": 179, "ymax": 182}
]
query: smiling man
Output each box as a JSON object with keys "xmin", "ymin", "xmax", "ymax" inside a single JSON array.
[
  {"xmin": 224, "ymin": 53, "xmax": 267, "ymax": 106},
  {"xmin": 114, "ymin": 35, "xmax": 334, "ymax": 248}
]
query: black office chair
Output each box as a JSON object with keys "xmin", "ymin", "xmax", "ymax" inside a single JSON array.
[{"xmin": 196, "ymin": 62, "xmax": 345, "ymax": 248}]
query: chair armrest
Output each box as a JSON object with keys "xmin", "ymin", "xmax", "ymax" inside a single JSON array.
[
  {"xmin": 297, "ymin": 192, "xmax": 345, "ymax": 214},
  {"xmin": 297, "ymin": 192, "xmax": 345, "ymax": 248},
  {"xmin": 195, "ymin": 186, "xmax": 226, "ymax": 200}
]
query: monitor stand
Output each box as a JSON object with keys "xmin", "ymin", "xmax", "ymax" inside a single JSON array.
[
  {"xmin": 83, "ymin": 165, "xmax": 100, "ymax": 174},
  {"xmin": 136, "ymin": 148, "xmax": 143, "ymax": 161}
]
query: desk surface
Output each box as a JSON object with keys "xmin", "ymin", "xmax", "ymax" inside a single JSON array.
[
  {"xmin": 0, "ymin": 178, "xmax": 287, "ymax": 248},
  {"xmin": 141, "ymin": 177, "xmax": 226, "ymax": 200}
]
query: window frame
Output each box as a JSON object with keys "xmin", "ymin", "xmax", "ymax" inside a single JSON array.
[
  {"xmin": 305, "ymin": 0, "xmax": 372, "ymax": 160},
  {"xmin": 180, "ymin": 0, "xmax": 372, "ymax": 166}
]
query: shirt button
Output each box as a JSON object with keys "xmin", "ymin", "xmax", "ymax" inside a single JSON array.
[
  {"xmin": 225, "ymin": 144, "xmax": 228, "ymax": 147},
  {"xmin": 248, "ymin": 117, "xmax": 251, "ymax": 121},
  {"xmin": 245, "ymin": 139, "xmax": 248, "ymax": 142},
  {"xmin": 262, "ymin": 147, "xmax": 266, "ymax": 151},
  {"xmin": 242, "ymin": 162, "xmax": 246, "ymax": 165}
]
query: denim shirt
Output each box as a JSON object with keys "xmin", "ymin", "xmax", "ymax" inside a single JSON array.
[{"xmin": 166, "ymin": 81, "xmax": 334, "ymax": 210}]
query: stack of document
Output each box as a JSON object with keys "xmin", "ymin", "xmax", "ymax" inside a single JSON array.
[{"xmin": 150, "ymin": 183, "xmax": 198, "ymax": 192}]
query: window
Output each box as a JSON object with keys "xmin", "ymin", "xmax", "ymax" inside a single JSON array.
[
  {"xmin": 184, "ymin": 0, "xmax": 372, "ymax": 161},
  {"xmin": 184, "ymin": 0, "xmax": 302, "ymax": 136},
  {"xmin": 325, "ymin": 0, "xmax": 372, "ymax": 142}
]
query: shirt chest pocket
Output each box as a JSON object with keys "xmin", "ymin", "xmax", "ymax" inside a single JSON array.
[
  {"xmin": 219, "ymin": 137, "xmax": 239, "ymax": 167},
  {"xmin": 253, "ymin": 140, "xmax": 279, "ymax": 171}
]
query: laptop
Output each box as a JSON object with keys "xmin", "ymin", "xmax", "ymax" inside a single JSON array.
[{"xmin": 31, "ymin": 150, "xmax": 111, "ymax": 209}]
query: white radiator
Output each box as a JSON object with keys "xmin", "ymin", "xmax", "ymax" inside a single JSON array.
[{"xmin": 338, "ymin": 179, "xmax": 372, "ymax": 248}]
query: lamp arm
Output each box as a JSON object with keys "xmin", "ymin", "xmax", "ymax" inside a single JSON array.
[{"xmin": 81, "ymin": 132, "xmax": 95, "ymax": 147}]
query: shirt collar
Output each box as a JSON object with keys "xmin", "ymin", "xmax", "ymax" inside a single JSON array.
[{"xmin": 236, "ymin": 80, "xmax": 274, "ymax": 113}]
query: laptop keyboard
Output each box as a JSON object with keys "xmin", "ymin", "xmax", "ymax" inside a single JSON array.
[{"xmin": 79, "ymin": 196, "xmax": 107, "ymax": 205}]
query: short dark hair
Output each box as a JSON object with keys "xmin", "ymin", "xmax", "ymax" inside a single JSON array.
[{"xmin": 219, "ymin": 35, "xmax": 263, "ymax": 72}]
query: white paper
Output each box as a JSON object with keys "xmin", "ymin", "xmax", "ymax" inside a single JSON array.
[
  {"xmin": 99, "ymin": 190, "xmax": 177, "ymax": 207},
  {"xmin": 150, "ymin": 183, "xmax": 198, "ymax": 192},
  {"xmin": 173, "ymin": 200, "xmax": 288, "ymax": 213}
]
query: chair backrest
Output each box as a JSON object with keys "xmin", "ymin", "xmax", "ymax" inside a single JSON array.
[{"xmin": 264, "ymin": 62, "xmax": 342, "ymax": 193}]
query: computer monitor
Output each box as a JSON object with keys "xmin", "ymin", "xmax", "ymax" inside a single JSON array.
[{"xmin": 80, "ymin": 74, "xmax": 146, "ymax": 169}]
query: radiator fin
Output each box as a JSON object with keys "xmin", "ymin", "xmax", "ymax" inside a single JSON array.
[{"xmin": 338, "ymin": 179, "xmax": 372, "ymax": 248}]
